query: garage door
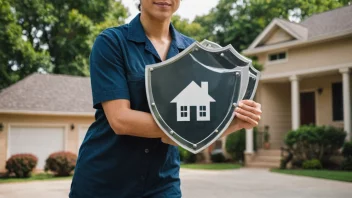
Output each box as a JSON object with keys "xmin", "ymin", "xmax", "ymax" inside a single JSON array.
[
  {"xmin": 9, "ymin": 126, "xmax": 65, "ymax": 169},
  {"xmin": 78, "ymin": 126, "xmax": 89, "ymax": 148}
]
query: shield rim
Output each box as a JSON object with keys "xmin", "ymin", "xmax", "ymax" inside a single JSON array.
[
  {"xmin": 200, "ymin": 40, "xmax": 261, "ymax": 101},
  {"xmin": 145, "ymin": 42, "xmax": 247, "ymax": 154}
]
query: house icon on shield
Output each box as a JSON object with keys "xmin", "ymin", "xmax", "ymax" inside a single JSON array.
[{"xmin": 171, "ymin": 81, "xmax": 216, "ymax": 122}]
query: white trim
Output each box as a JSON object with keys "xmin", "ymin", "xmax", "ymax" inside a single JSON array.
[
  {"xmin": 339, "ymin": 68, "xmax": 351, "ymax": 141},
  {"xmin": 0, "ymin": 110, "xmax": 94, "ymax": 117},
  {"xmin": 290, "ymin": 75, "xmax": 300, "ymax": 130},
  {"xmin": 7, "ymin": 123, "xmax": 69, "ymax": 160},
  {"xmin": 245, "ymin": 129, "xmax": 254, "ymax": 154},
  {"xmin": 260, "ymin": 62, "xmax": 352, "ymax": 81},
  {"xmin": 248, "ymin": 19, "xmax": 303, "ymax": 50},
  {"xmin": 243, "ymin": 29, "xmax": 352, "ymax": 56}
]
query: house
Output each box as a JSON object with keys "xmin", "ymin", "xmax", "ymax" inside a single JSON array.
[
  {"xmin": 0, "ymin": 73, "xmax": 95, "ymax": 171},
  {"xmin": 240, "ymin": 5, "xmax": 352, "ymax": 168},
  {"xmin": 171, "ymin": 81, "xmax": 215, "ymax": 121}
]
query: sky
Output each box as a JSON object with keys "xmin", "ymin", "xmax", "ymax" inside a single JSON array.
[{"xmin": 121, "ymin": 0, "xmax": 219, "ymax": 22}]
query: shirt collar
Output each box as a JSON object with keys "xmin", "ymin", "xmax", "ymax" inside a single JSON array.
[{"xmin": 127, "ymin": 14, "xmax": 187, "ymax": 50}]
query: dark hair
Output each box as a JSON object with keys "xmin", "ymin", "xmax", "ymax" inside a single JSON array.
[{"xmin": 138, "ymin": 1, "xmax": 141, "ymax": 11}]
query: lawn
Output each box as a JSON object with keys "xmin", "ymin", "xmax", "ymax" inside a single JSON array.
[
  {"xmin": 0, "ymin": 173, "xmax": 73, "ymax": 184},
  {"xmin": 271, "ymin": 169, "xmax": 352, "ymax": 182},
  {"xmin": 181, "ymin": 163, "xmax": 241, "ymax": 170}
]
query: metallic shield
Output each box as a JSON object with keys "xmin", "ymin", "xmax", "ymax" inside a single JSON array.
[{"xmin": 145, "ymin": 42, "xmax": 251, "ymax": 153}]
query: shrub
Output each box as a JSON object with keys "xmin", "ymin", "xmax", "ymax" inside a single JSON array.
[
  {"xmin": 226, "ymin": 129, "xmax": 246, "ymax": 162},
  {"xmin": 44, "ymin": 151, "xmax": 77, "ymax": 176},
  {"xmin": 341, "ymin": 156, "xmax": 352, "ymax": 171},
  {"xmin": 178, "ymin": 147, "xmax": 196, "ymax": 164},
  {"xmin": 302, "ymin": 159, "xmax": 322, "ymax": 170},
  {"xmin": 284, "ymin": 125, "xmax": 346, "ymax": 163},
  {"xmin": 6, "ymin": 154, "xmax": 38, "ymax": 178},
  {"xmin": 342, "ymin": 142, "xmax": 352, "ymax": 158},
  {"xmin": 210, "ymin": 149, "xmax": 226, "ymax": 163}
]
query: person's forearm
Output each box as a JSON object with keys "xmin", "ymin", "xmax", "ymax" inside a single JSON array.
[
  {"xmin": 110, "ymin": 108, "xmax": 165, "ymax": 138},
  {"xmin": 221, "ymin": 118, "xmax": 243, "ymax": 138}
]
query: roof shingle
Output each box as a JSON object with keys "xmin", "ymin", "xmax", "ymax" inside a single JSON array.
[
  {"xmin": 300, "ymin": 5, "xmax": 352, "ymax": 38},
  {"xmin": 0, "ymin": 73, "xmax": 94, "ymax": 114}
]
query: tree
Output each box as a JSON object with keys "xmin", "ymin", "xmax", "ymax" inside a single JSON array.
[
  {"xmin": 0, "ymin": 0, "xmax": 128, "ymax": 89},
  {"xmin": 171, "ymin": 15, "xmax": 207, "ymax": 41},
  {"xmin": 0, "ymin": 0, "xmax": 52, "ymax": 89}
]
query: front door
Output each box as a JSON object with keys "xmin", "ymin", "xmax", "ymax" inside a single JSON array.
[{"xmin": 300, "ymin": 92, "xmax": 316, "ymax": 125}]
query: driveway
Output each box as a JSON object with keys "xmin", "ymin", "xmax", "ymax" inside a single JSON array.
[{"xmin": 0, "ymin": 168, "xmax": 351, "ymax": 198}]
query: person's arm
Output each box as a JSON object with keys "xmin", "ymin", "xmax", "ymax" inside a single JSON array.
[{"xmin": 102, "ymin": 99, "xmax": 165, "ymax": 138}]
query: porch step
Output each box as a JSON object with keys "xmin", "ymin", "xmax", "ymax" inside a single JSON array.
[
  {"xmin": 256, "ymin": 149, "xmax": 281, "ymax": 156},
  {"xmin": 245, "ymin": 149, "xmax": 281, "ymax": 168},
  {"xmin": 255, "ymin": 156, "xmax": 281, "ymax": 163},
  {"xmin": 246, "ymin": 161, "xmax": 280, "ymax": 169}
]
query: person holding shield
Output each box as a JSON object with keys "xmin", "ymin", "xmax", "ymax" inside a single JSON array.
[{"xmin": 69, "ymin": 0, "xmax": 262, "ymax": 197}]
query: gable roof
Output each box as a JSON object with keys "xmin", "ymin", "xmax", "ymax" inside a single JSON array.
[
  {"xmin": 247, "ymin": 18, "xmax": 308, "ymax": 49},
  {"xmin": 0, "ymin": 73, "xmax": 94, "ymax": 116},
  {"xmin": 171, "ymin": 81, "xmax": 215, "ymax": 105},
  {"xmin": 244, "ymin": 5, "xmax": 352, "ymax": 55}
]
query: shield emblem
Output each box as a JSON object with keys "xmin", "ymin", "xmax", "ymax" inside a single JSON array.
[
  {"xmin": 200, "ymin": 40, "xmax": 261, "ymax": 100},
  {"xmin": 145, "ymin": 42, "xmax": 253, "ymax": 153}
]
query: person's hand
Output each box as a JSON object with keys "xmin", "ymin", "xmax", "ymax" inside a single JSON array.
[
  {"xmin": 233, "ymin": 100, "xmax": 262, "ymax": 130},
  {"xmin": 161, "ymin": 135, "xmax": 178, "ymax": 146}
]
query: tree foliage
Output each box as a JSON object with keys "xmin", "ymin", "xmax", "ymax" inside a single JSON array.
[
  {"xmin": 171, "ymin": 15, "xmax": 207, "ymax": 41},
  {"xmin": 0, "ymin": 0, "xmax": 128, "ymax": 89}
]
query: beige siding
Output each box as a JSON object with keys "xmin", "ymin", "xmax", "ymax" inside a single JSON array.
[
  {"xmin": 264, "ymin": 28, "xmax": 295, "ymax": 45},
  {"xmin": 256, "ymin": 82, "xmax": 291, "ymax": 149},
  {"xmin": 0, "ymin": 113, "xmax": 94, "ymax": 171},
  {"xmin": 257, "ymin": 37, "xmax": 352, "ymax": 77}
]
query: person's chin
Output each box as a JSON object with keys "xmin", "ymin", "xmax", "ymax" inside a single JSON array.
[{"xmin": 152, "ymin": 11, "xmax": 173, "ymax": 21}]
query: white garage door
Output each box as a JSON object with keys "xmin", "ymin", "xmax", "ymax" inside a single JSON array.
[
  {"xmin": 78, "ymin": 126, "xmax": 89, "ymax": 148},
  {"xmin": 9, "ymin": 126, "xmax": 65, "ymax": 169}
]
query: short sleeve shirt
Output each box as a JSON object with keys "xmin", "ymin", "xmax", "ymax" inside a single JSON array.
[{"xmin": 69, "ymin": 14, "xmax": 195, "ymax": 198}]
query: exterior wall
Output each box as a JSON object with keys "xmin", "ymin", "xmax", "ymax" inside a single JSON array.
[
  {"xmin": 264, "ymin": 28, "xmax": 294, "ymax": 45},
  {"xmin": 256, "ymin": 82, "xmax": 291, "ymax": 149},
  {"xmin": 257, "ymin": 37, "xmax": 352, "ymax": 77},
  {"xmin": 300, "ymin": 74, "xmax": 344, "ymax": 128},
  {"xmin": 0, "ymin": 113, "xmax": 94, "ymax": 172}
]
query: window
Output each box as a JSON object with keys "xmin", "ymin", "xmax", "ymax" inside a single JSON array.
[
  {"xmin": 181, "ymin": 106, "xmax": 188, "ymax": 117},
  {"xmin": 199, "ymin": 106, "xmax": 206, "ymax": 117},
  {"xmin": 332, "ymin": 82, "xmax": 343, "ymax": 121},
  {"xmin": 268, "ymin": 52, "xmax": 287, "ymax": 62}
]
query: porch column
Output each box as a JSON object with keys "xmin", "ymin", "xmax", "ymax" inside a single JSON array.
[
  {"xmin": 290, "ymin": 75, "xmax": 300, "ymax": 130},
  {"xmin": 245, "ymin": 129, "xmax": 254, "ymax": 153},
  {"xmin": 340, "ymin": 68, "xmax": 351, "ymax": 141}
]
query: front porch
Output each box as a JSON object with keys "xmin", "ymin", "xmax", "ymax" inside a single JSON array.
[{"xmin": 245, "ymin": 68, "xmax": 351, "ymax": 168}]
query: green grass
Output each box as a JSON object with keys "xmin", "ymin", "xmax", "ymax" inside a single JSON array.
[
  {"xmin": 0, "ymin": 173, "xmax": 73, "ymax": 184},
  {"xmin": 271, "ymin": 169, "xmax": 352, "ymax": 182},
  {"xmin": 181, "ymin": 163, "xmax": 241, "ymax": 170}
]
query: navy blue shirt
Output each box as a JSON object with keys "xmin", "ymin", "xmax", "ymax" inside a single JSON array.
[{"xmin": 69, "ymin": 14, "xmax": 195, "ymax": 198}]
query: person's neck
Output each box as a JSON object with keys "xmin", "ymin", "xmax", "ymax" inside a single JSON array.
[{"xmin": 140, "ymin": 12, "xmax": 171, "ymax": 41}]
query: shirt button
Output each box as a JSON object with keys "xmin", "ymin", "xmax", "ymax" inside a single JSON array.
[{"xmin": 145, "ymin": 149, "xmax": 149, "ymax": 154}]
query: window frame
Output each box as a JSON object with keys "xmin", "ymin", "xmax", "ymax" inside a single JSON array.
[
  {"xmin": 267, "ymin": 50, "xmax": 288, "ymax": 65},
  {"xmin": 199, "ymin": 105, "xmax": 207, "ymax": 117},
  {"xmin": 180, "ymin": 106, "xmax": 188, "ymax": 118}
]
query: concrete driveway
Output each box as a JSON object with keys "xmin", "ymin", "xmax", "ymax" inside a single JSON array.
[{"xmin": 0, "ymin": 168, "xmax": 351, "ymax": 198}]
